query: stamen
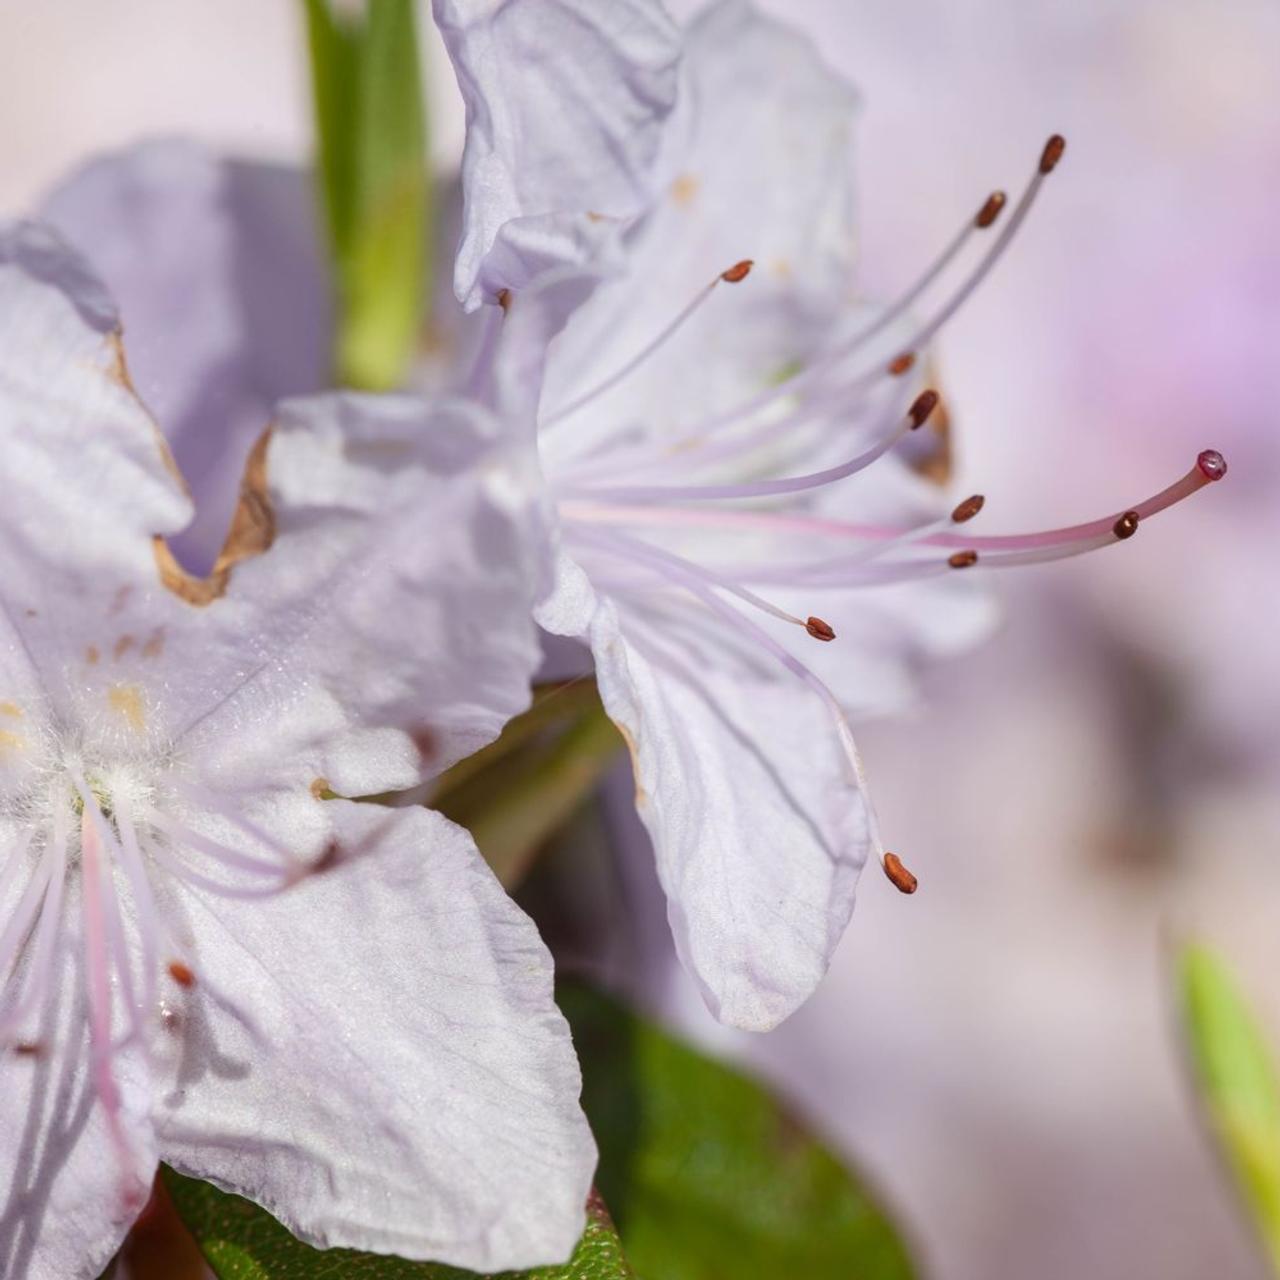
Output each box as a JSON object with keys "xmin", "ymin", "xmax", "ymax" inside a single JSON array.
[
  {"xmin": 566, "ymin": 391, "xmax": 925, "ymax": 504},
  {"xmin": 887, "ymin": 352, "xmax": 916, "ymax": 377},
  {"xmin": 1040, "ymin": 133, "xmax": 1067, "ymax": 174},
  {"xmin": 866, "ymin": 134, "xmax": 1066, "ymax": 377},
  {"xmin": 167, "ymin": 960, "xmax": 196, "ymax": 989},
  {"xmin": 883, "ymin": 852, "xmax": 918, "ymax": 894},
  {"xmin": 909, "ymin": 390, "xmax": 939, "ymax": 428},
  {"xmin": 569, "ymin": 454, "xmax": 1226, "ymax": 570},
  {"xmin": 146, "ymin": 843, "xmax": 293, "ymax": 901},
  {"xmin": 1112, "ymin": 510, "xmax": 1139, "ymax": 540},
  {"xmin": 1197, "ymin": 448, "xmax": 1228, "ymax": 481},
  {"xmin": 806, "ymin": 616, "xmax": 837, "ymax": 642},
  {"xmin": 0, "ymin": 834, "xmax": 53, "ymax": 996},
  {"xmin": 110, "ymin": 791, "xmax": 162, "ymax": 1022},
  {"xmin": 948, "ymin": 550, "xmax": 979, "ymax": 569},
  {"xmin": 569, "ymin": 524, "xmax": 825, "ymax": 635},
  {"xmin": 147, "ymin": 810, "xmax": 293, "ymax": 881},
  {"xmin": 81, "ymin": 807, "xmax": 139, "ymax": 1202},
  {"xmin": 951, "ymin": 494, "xmax": 985, "ymax": 523},
  {"xmin": 544, "ymin": 260, "xmax": 756, "ymax": 428},
  {"xmin": 636, "ymin": 568, "xmax": 890, "ymax": 859},
  {"xmin": 975, "ymin": 191, "xmax": 1008, "ymax": 229},
  {"xmin": 0, "ymin": 826, "xmax": 66, "ymax": 1045}
]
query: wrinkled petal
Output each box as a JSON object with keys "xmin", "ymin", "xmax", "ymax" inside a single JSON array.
[
  {"xmin": 0, "ymin": 219, "xmax": 193, "ymax": 741},
  {"xmin": 0, "ymin": 222, "xmax": 543, "ymax": 802},
  {"xmin": 0, "ymin": 869, "xmax": 157, "ymax": 1280},
  {"xmin": 433, "ymin": 0, "xmax": 681, "ymax": 311},
  {"xmin": 42, "ymin": 141, "xmax": 331, "ymax": 573},
  {"xmin": 542, "ymin": 0, "xmax": 859, "ymax": 438},
  {"xmin": 586, "ymin": 601, "xmax": 871, "ymax": 1031},
  {"xmin": 157, "ymin": 802, "xmax": 595, "ymax": 1271}
]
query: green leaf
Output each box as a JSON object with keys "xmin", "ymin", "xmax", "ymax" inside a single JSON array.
[
  {"xmin": 1179, "ymin": 943, "xmax": 1280, "ymax": 1274},
  {"xmin": 561, "ymin": 984, "xmax": 916, "ymax": 1280},
  {"xmin": 163, "ymin": 1169, "xmax": 632, "ymax": 1280},
  {"xmin": 433, "ymin": 682, "xmax": 623, "ymax": 890},
  {"xmin": 303, "ymin": 0, "xmax": 429, "ymax": 390}
]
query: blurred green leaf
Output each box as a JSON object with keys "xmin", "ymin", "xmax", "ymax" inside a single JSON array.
[
  {"xmin": 1179, "ymin": 943, "xmax": 1280, "ymax": 1275},
  {"xmin": 561, "ymin": 984, "xmax": 916, "ymax": 1280},
  {"xmin": 163, "ymin": 1169, "xmax": 632, "ymax": 1279},
  {"xmin": 434, "ymin": 682, "xmax": 623, "ymax": 890},
  {"xmin": 303, "ymin": 0, "xmax": 429, "ymax": 390}
]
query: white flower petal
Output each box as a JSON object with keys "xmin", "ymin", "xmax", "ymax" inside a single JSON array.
[
  {"xmin": 0, "ymin": 223, "xmax": 543, "ymax": 799},
  {"xmin": 588, "ymin": 601, "xmax": 871, "ymax": 1031},
  {"xmin": 157, "ymin": 802, "xmax": 595, "ymax": 1272},
  {"xmin": 42, "ymin": 141, "xmax": 331, "ymax": 573},
  {"xmin": 433, "ymin": 0, "xmax": 681, "ymax": 311},
  {"xmin": 163, "ymin": 389, "xmax": 545, "ymax": 798},
  {"xmin": 542, "ymin": 0, "xmax": 859, "ymax": 431},
  {"xmin": 0, "ymin": 221, "xmax": 193, "ymax": 729}
]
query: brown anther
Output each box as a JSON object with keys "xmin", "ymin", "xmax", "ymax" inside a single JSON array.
[
  {"xmin": 14, "ymin": 1041, "xmax": 42, "ymax": 1057},
  {"xmin": 1112, "ymin": 510, "xmax": 1140, "ymax": 540},
  {"xmin": 883, "ymin": 853, "xmax": 918, "ymax": 895},
  {"xmin": 1039, "ymin": 134, "xmax": 1067, "ymax": 175},
  {"xmin": 974, "ymin": 191, "xmax": 1007, "ymax": 229},
  {"xmin": 805, "ymin": 616, "xmax": 836, "ymax": 642},
  {"xmin": 951, "ymin": 493, "xmax": 986, "ymax": 523},
  {"xmin": 887, "ymin": 352, "xmax": 916, "ymax": 377},
  {"xmin": 948, "ymin": 549, "xmax": 979, "ymax": 569},
  {"xmin": 720, "ymin": 259, "xmax": 754, "ymax": 284},
  {"xmin": 496, "ymin": 288, "xmax": 512, "ymax": 313},
  {"xmin": 908, "ymin": 390, "xmax": 939, "ymax": 429},
  {"xmin": 167, "ymin": 961, "xmax": 196, "ymax": 989}
]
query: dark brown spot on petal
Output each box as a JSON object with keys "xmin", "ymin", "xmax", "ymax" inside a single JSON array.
[
  {"xmin": 883, "ymin": 852, "xmax": 918, "ymax": 894},
  {"xmin": 948, "ymin": 549, "xmax": 979, "ymax": 569},
  {"xmin": 805, "ymin": 616, "xmax": 836, "ymax": 642},
  {"xmin": 496, "ymin": 288, "xmax": 512, "ymax": 313},
  {"xmin": 721, "ymin": 259, "xmax": 754, "ymax": 284},
  {"xmin": 312, "ymin": 841, "xmax": 343, "ymax": 874},
  {"xmin": 113, "ymin": 635, "xmax": 136, "ymax": 661},
  {"xmin": 167, "ymin": 961, "xmax": 196, "ymax": 989},
  {"xmin": 85, "ymin": 645, "xmax": 100, "ymax": 666},
  {"xmin": 14, "ymin": 1041, "xmax": 42, "ymax": 1057},
  {"xmin": 410, "ymin": 725, "xmax": 439, "ymax": 766},
  {"xmin": 1112, "ymin": 510, "xmax": 1140, "ymax": 540},
  {"xmin": 888, "ymin": 352, "xmax": 916, "ymax": 377}
]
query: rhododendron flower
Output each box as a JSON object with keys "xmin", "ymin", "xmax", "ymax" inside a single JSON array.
[
  {"xmin": 0, "ymin": 224, "xmax": 593, "ymax": 1280},
  {"xmin": 439, "ymin": 0, "xmax": 1227, "ymax": 1030}
]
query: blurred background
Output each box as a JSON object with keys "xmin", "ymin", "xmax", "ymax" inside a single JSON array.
[{"xmin": 3, "ymin": 3, "xmax": 1277, "ymax": 1277}]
